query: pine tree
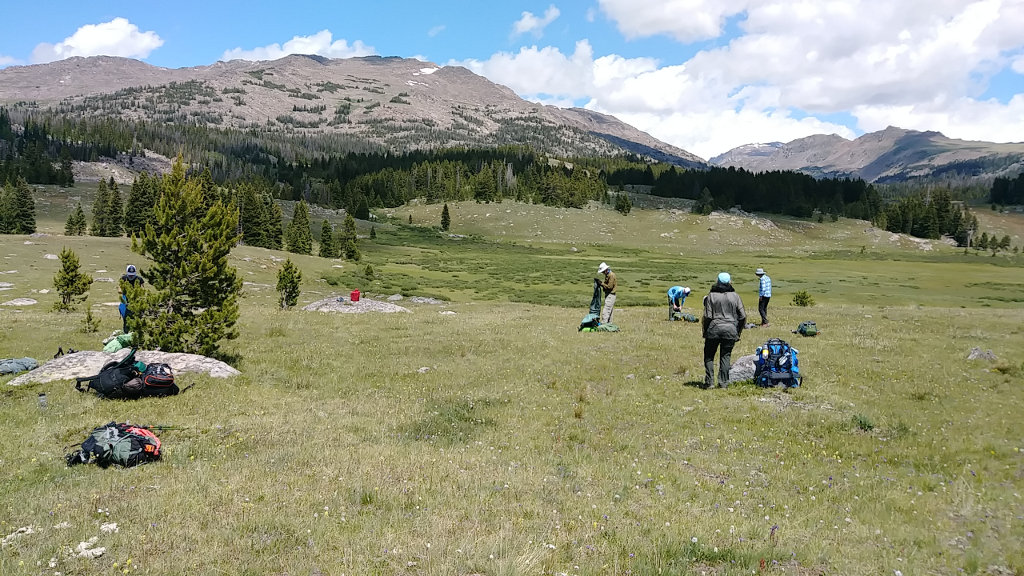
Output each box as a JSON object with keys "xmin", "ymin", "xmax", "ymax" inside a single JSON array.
[
  {"xmin": 369, "ymin": 225, "xmax": 376, "ymax": 239},
  {"xmin": 285, "ymin": 200, "xmax": 313, "ymax": 254},
  {"xmin": 9, "ymin": 177, "xmax": 36, "ymax": 234},
  {"xmin": 123, "ymin": 173, "xmax": 156, "ymax": 238},
  {"xmin": 339, "ymin": 213, "xmax": 360, "ymax": 260},
  {"xmin": 267, "ymin": 200, "xmax": 285, "ymax": 250},
  {"xmin": 276, "ymin": 258, "xmax": 302, "ymax": 310},
  {"xmin": 90, "ymin": 179, "xmax": 110, "ymax": 236},
  {"xmin": 441, "ymin": 203, "xmax": 451, "ymax": 231},
  {"xmin": 52, "ymin": 246, "xmax": 93, "ymax": 312},
  {"xmin": 129, "ymin": 157, "xmax": 242, "ymax": 357},
  {"xmin": 319, "ymin": 219, "xmax": 338, "ymax": 258},
  {"xmin": 615, "ymin": 193, "xmax": 632, "ymax": 215},
  {"xmin": 106, "ymin": 177, "xmax": 124, "ymax": 237}
]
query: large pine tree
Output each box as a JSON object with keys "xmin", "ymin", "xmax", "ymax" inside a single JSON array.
[
  {"xmin": 285, "ymin": 200, "xmax": 313, "ymax": 254},
  {"xmin": 90, "ymin": 179, "xmax": 110, "ymax": 236},
  {"xmin": 338, "ymin": 213, "xmax": 360, "ymax": 261},
  {"xmin": 65, "ymin": 203, "xmax": 87, "ymax": 235},
  {"xmin": 318, "ymin": 219, "xmax": 338, "ymax": 258},
  {"xmin": 123, "ymin": 172, "xmax": 157, "ymax": 238},
  {"xmin": 1, "ymin": 177, "xmax": 38, "ymax": 234},
  {"xmin": 106, "ymin": 177, "xmax": 124, "ymax": 237},
  {"xmin": 129, "ymin": 157, "xmax": 242, "ymax": 357}
]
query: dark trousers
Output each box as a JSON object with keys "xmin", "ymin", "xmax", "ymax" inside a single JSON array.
[
  {"xmin": 704, "ymin": 338, "xmax": 736, "ymax": 388},
  {"xmin": 758, "ymin": 296, "xmax": 770, "ymax": 325}
]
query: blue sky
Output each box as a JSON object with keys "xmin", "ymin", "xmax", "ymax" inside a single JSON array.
[{"xmin": 1, "ymin": 0, "xmax": 1022, "ymax": 159}]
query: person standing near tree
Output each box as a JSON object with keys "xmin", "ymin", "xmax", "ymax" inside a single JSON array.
[
  {"xmin": 597, "ymin": 262, "xmax": 617, "ymax": 324},
  {"xmin": 755, "ymin": 267, "xmax": 772, "ymax": 326},
  {"xmin": 667, "ymin": 285, "xmax": 691, "ymax": 320},
  {"xmin": 118, "ymin": 264, "xmax": 144, "ymax": 333},
  {"xmin": 702, "ymin": 272, "xmax": 746, "ymax": 389}
]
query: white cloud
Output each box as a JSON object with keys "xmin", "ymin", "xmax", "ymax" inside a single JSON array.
[
  {"xmin": 853, "ymin": 96, "xmax": 1024, "ymax": 144},
  {"xmin": 31, "ymin": 18, "xmax": 163, "ymax": 64},
  {"xmin": 0, "ymin": 55, "xmax": 21, "ymax": 67},
  {"xmin": 512, "ymin": 5, "xmax": 561, "ymax": 37},
  {"xmin": 460, "ymin": 0, "xmax": 1024, "ymax": 158},
  {"xmin": 428, "ymin": 25, "xmax": 446, "ymax": 38},
  {"xmin": 1013, "ymin": 55, "xmax": 1024, "ymax": 74},
  {"xmin": 221, "ymin": 30, "xmax": 375, "ymax": 62},
  {"xmin": 598, "ymin": 0, "xmax": 748, "ymax": 42}
]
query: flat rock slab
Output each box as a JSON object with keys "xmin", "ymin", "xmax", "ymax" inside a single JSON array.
[
  {"xmin": 2, "ymin": 298, "xmax": 37, "ymax": 306},
  {"xmin": 7, "ymin": 349, "xmax": 240, "ymax": 386},
  {"xmin": 303, "ymin": 297, "xmax": 410, "ymax": 314}
]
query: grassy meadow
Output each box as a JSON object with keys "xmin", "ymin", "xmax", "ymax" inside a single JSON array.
[{"xmin": 1, "ymin": 183, "xmax": 1023, "ymax": 575}]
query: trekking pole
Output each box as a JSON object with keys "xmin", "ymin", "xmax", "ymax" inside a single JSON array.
[{"xmin": 142, "ymin": 425, "xmax": 185, "ymax": 432}]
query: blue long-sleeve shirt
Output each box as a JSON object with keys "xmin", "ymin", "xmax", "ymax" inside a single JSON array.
[
  {"xmin": 759, "ymin": 275, "xmax": 772, "ymax": 297},
  {"xmin": 668, "ymin": 286, "xmax": 688, "ymax": 306}
]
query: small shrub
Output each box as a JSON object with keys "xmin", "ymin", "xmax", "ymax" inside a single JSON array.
[
  {"xmin": 792, "ymin": 290, "xmax": 815, "ymax": 307},
  {"xmin": 81, "ymin": 306, "xmax": 100, "ymax": 333},
  {"xmin": 364, "ymin": 264, "xmax": 375, "ymax": 278},
  {"xmin": 852, "ymin": 413, "xmax": 874, "ymax": 432},
  {"xmin": 276, "ymin": 259, "xmax": 302, "ymax": 310}
]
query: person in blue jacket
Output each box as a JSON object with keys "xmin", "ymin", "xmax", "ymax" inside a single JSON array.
[
  {"xmin": 118, "ymin": 264, "xmax": 144, "ymax": 333},
  {"xmin": 667, "ymin": 285, "xmax": 691, "ymax": 320}
]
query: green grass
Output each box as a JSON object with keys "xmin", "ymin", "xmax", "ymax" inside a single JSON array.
[{"xmin": 1, "ymin": 187, "xmax": 1022, "ymax": 575}]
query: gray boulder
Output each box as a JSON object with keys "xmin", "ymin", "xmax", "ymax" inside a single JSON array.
[{"xmin": 727, "ymin": 354, "xmax": 757, "ymax": 383}]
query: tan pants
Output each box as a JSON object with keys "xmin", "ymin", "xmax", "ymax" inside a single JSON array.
[{"xmin": 601, "ymin": 293, "xmax": 616, "ymax": 324}]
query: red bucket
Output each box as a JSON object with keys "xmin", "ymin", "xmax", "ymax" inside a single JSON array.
[{"xmin": 350, "ymin": 289, "xmax": 360, "ymax": 302}]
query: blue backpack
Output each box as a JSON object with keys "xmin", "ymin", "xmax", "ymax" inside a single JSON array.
[{"xmin": 754, "ymin": 338, "xmax": 801, "ymax": 388}]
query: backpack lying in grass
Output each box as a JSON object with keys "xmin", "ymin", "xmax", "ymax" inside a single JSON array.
[
  {"xmin": 671, "ymin": 311, "xmax": 699, "ymax": 323},
  {"xmin": 75, "ymin": 349, "xmax": 179, "ymax": 399},
  {"xmin": 578, "ymin": 313, "xmax": 601, "ymax": 331},
  {"xmin": 794, "ymin": 321, "xmax": 818, "ymax": 337},
  {"xmin": 754, "ymin": 338, "xmax": 801, "ymax": 388},
  {"xmin": 65, "ymin": 422, "xmax": 162, "ymax": 468}
]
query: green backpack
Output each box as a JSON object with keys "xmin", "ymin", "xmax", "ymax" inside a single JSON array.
[
  {"xmin": 796, "ymin": 321, "xmax": 818, "ymax": 337},
  {"xmin": 66, "ymin": 422, "xmax": 162, "ymax": 468}
]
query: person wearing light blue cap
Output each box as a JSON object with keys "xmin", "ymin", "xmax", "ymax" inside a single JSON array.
[{"xmin": 701, "ymin": 272, "xmax": 747, "ymax": 389}]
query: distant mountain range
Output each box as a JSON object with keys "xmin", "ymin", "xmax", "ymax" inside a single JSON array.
[
  {"xmin": 710, "ymin": 127, "xmax": 1024, "ymax": 183},
  {"xmin": 2, "ymin": 55, "xmax": 1021, "ymax": 183},
  {"xmin": 0, "ymin": 54, "xmax": 705, "ymax": 168}
]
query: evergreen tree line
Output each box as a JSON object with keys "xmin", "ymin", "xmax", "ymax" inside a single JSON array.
[
  {"xmin": 990, "ymin": 172, "xmax": 1024, "ymax": 205},
  {"xmin": 877, "ymin": 190, "xmax": 1015, "ymax": 252},
  {"xmin": 0, "ymin": 177, "xmax": 37, "ymax": 234}
]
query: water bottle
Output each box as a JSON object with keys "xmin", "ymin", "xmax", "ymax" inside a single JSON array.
[{"xmin": 38, "ymin": 393, "xmax": 47, "ymax": 410}]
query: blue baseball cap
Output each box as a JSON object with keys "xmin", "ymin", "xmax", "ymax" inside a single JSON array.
[{"xmin": 717, "ymin": 272, "xmax": 731, "ymax": 284}]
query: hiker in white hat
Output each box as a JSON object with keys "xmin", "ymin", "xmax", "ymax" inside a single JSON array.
[
  {"xmin": 118, "ymin": 264, "xmax": 144, "ymax": 333},
  {"xmin": 667, "ymin": 285, "xmax": 691, "ymax": 320},
  {"xmin": 755, "ymin": 267, "xmax": 771, "ymax": 326},
  {"xmin": 597, "ymin": 262, "xmax": 617, "ymax": 324}
]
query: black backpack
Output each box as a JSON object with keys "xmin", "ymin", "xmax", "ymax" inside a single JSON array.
[
  {"xmin": 75, "ymin": 350, "xmax": 179, "ymax": 399},
  {"xmin": 754, "ymin": 338, "xmax": 801, "ymax": 388}
]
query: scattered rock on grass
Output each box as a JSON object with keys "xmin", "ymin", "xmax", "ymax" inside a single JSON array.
[{"xmin": 967, "ymin": 347, "xmax": 997, "ymax": 361}]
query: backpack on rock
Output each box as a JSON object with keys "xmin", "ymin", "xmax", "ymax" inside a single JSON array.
[
  {"xmin": 75, "ymin": 349, "xmax": 179, "ymax": 399},
  {"xmin": 66, "ymin": 422, "xmax": 162, "ymax": 468}
]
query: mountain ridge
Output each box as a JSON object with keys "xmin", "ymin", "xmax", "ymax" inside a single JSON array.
[
  {"xmin": 711, "ymin": 127, "xmax": 1024, "ymax": 183},
  {"xmin": 0, "ymin": 55, "xmax": 706, "ymax": 168}
]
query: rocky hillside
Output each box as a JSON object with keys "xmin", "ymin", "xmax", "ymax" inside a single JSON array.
[
  {"xmin": 0, "ymin": 55, "xmax": 705, "ymax": 168},
  {"xmin": 710, "ymin": 127, "xmax": 1024, "ymax": 183}
]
